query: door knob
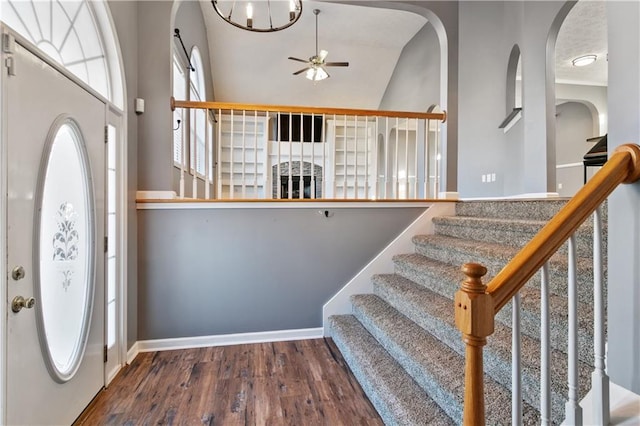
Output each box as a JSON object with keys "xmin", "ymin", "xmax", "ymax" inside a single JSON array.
[
  {"xmin": 11, "ymin": 296, "xmax": 35, "ymax": 313},
  {"xmin": 11, "ymin": 266, "xmax": 25, "ymax": 281}
]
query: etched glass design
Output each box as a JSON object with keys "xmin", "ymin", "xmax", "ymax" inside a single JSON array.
[{"xmin": 37, "ymin": 120, "xmax": 94, "ymax": 382}]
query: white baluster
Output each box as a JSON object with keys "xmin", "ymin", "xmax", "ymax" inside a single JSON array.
[
  {"xmin": 300, "ymin": 113, "xmax": 304, "ymax": 199},
  {"xmin": 592, "ymin": 206, "xmax": 610, "ymax": 424},
  {"xmin": 229, "ymin": 109, "xmax": 234, "ymax": 199},
  {"xmin": 343, "ymin": 114, "xmax": 347, "ymax": 199},
  {"xmin": 413, "ymin": 118, "xmax": 418, "ymax": 198},
  {"xmin": 395, "ymin": 117, "xmax": 399, "ymax": 199},
  {"xmin": 512, "ymin": 293, "xmax": 522, "ymax": 424},
  {"xmin": 365, "ymin": 116, "xmax": 369, "ymax": 199},
  {"xmin": 434, "ymin": 119, "xmax": 440, "ymax": 198},
  {"xmin": 192, "ymin": 109, "xmax": 198, "ymax": 199},
  {"xmin": 277, "ymin": 112, "xmax": 281, "ymax": 199},
  {"xmin": 217, "ymin": 109, "xmax": 222, "ymax": 199},
  {"xmin": 288, "ymin": 112, "xmax": 293, "ymax": 199},
  {"xmin": 353, "ymin": 115, "xmax": 359, "ymax": 200},
  {"xmin": 384, "ymin": 116, "xmax": 389, "ymax": 199},
  {"xmin": 404, "ymin": 119, "xmax": 409, "ymax": 199},
  {"xmin": 424, "ymin": 119, "xmax": 429, "ymax": 199},
  {"xmin": 205, "ymin": 109, "xmax": 210, "ymax": 199},
  {"xmin": 241, "ymin": 110, "xmax": 246, "ymax": 198},
  {"xmin": 541, "ymin": 263, "xmax": 552, "ymax": 425},
  {"xmin": 179, "ymin": 107, "xmax": 186, "ymax": 199},
  {"xmin": 311, "ymin": 113, "xmax": 316, "ymax": 198},
  {"xmin": 322, "ymin": 114, "xmax": 328, "ymax": 199},
  {"xmin": 565, "ymin": 235, "xmax": 583, "ymax": 425},
  {"xmin": 254, "ymin": 110, "xmax": 258, "ymax": 197}
]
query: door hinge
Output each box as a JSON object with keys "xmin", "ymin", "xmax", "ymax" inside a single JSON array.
[
  {"xmin": 104, "ymin": 236, "xmax": 108, "ymax": 253},
  {"xmin": 2, "ymin": 33, "xmax": 15, "ymax": 54},
  {"xmin": 104, "ymin": 345, "xmax": 108, "ymax": 363},
  {"xmin": 4, "ymin": 57, "xmax": 15, "ymax": 76},
  {"xmin": 104, "ymin": 126, "xmax": 109, "ymax": 144}
]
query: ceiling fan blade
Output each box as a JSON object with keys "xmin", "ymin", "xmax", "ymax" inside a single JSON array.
[
  {"xmin": 319, "ymin": 49, "xmax": 329, "ymax": 61},
  {"xmin": 293, "ymin": 67, "xmax": 311, "ymax": 75},
  {"xmin": 288, "ymin": 57, "xmax": 309, "ymax": 63},
  {"xmin": 324, "ymin": 62, "xmax": 349, "ymax": 67}
]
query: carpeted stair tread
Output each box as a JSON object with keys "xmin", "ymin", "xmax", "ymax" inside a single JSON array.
[
  {"xmin": 349, "ymin": 293, "xmax": 541, "ymax": 425},
  {"xmin": 328, "ymin": 315, "xmax": 455, "ymax": 426},
  {"xmin": 411, "ymin": 234, "xmax": 597, "ymax": 305},
  {"xmin": 432, "ymin": 215, "xmax": 602, "ymax": 258},
  {"xmin": 454, "ymin": 199, "xmax": 570, "ymax": 221},
  {"xmin": 371, "ymin": 273, "xmax": 593, "ymax": 423},
  {"xmin": 393, "ymin": 253, "xmax": 597, "ymax": 361}
]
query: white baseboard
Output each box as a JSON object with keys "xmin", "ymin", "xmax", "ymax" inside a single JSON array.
[
  {"xmin": 322, "ymin": 202, "xmax": 457, "ymax": 334},
  {"xmin": 574, "ymin": 381, "xmax": 640, "ymax": 425},
  {"xmin": 127, "ymin": 341, "xmax": 139, "ymax": 364},
  {"xmin": 135, "ymin": 328, "xmax": 324, "ymax": 353},
  {"xmin": 438, "ymin": 191, "xmax": 459, "ymax": 200}
]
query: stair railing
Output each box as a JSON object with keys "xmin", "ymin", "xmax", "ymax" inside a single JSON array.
[
  {"xmin": 455, "ymin": 143, "xmax": 640, "ymax": 425},
  {"xmin": 170, "ymin": 98, "xmax": 446, "ymax": 200}
]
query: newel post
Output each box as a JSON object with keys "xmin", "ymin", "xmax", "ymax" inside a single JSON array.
[{"xmin": 455, "ymin": 263, "xmax": 495, "ymax": 425}]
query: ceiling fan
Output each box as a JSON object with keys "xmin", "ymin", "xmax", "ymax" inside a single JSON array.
[{"xmin": 288, "ymin": 9, "xmax": 349, "ymax": 81}]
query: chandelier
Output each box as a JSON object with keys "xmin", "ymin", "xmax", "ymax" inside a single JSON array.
[{"xmin": 211, "ymin": 0, "xmax": 303, "ymax": 33}]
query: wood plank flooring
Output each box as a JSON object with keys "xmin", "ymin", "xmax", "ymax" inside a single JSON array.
[{"xmin": 75, "ymin": 338, "xmax": 383, "ymax": 425}]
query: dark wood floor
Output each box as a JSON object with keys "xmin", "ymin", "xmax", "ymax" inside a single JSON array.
[{"xmin": 75, "ymin": 338, "xmax": 382, "ymax": 425}]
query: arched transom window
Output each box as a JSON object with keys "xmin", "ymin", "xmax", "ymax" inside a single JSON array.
[{"xmin": 3, "ymin": 0, "xmax": 114, "ymax": 103}]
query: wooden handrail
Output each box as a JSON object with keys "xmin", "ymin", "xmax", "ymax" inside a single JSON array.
[
  {"xmin": 455, "ymin": 143, "xmax": 640, "ymax": 424},
  {"xmin": 170, "ymin": 97, "xmax": 447, "ymax": 122},
  {"xmin": 487, "ymin": 143, "xmax": 640, "ymax": 312}
]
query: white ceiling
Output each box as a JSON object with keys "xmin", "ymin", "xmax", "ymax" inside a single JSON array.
[
  {"xmin": 200, "ymin": 0, "xmax": 607, "ymax": 108},
  {"xmin": 555, "ymin": 1, "xmax": 607, "ymax": 86},
  {"xmin": 201, "ymin": 1, "xmax": 427, "ymax": 109}
]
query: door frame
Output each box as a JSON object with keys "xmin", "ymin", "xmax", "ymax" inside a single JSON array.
[{"xmin": 0, "ymin": 25, "xmax": 129, "ymax": 423}]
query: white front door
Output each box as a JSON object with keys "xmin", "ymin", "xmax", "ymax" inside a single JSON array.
[{"xmin": 5, "ymin": 39, "xmax": 105, "ymax": 425}]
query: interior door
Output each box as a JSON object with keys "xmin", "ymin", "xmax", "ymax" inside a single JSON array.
[{"xmin": 5, "ymin": 39, "xmax": 105, "ymax": 425}]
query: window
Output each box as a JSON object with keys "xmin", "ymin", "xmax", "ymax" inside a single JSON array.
[
  {"xmin": 188, "ymin": 47, "xmax": 209, "ymax": 178},
  {"xmin": 173, "ymin": 55, "xmax": 187, "ymax": 166},
  {"xmin": 4, "ymin": 0, "xmax": 113, "ymax": 103}
]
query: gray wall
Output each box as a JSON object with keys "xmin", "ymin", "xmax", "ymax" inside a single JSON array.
[
  {"xmin": 555, "ymin": 101, "xmax": 594, "ymax": 197},
  {"xmin": 137, "ymin": 207, "xmax": 425, "ymax": 339},
  {"xmin": 107, "ymin": 0, "xmax": 139, "ymax": 349},
  {"xmin": 606, "ymin": 0, "xmax": 640, "ymax": 394},
  {"xmin": 379, "ymin": 22, "xmax": 441, "ymax": 112}
]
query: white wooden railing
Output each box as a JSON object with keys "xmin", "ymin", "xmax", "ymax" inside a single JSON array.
[
  {"xmin": 455, "ymin": 144, "xmax": 640, "ymax": 425},
  {"xmin": 171, "ymin": 98, "xmax": 446, "ymax": 200}
]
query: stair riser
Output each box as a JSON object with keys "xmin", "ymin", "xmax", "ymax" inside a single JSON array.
[
  {"xmin": 411, "ymin": 240, "xmax": 599, "ymax": 306},
  {"xmin": 433, "ymin": 220, "xmax": 604, "ymax": 259}
]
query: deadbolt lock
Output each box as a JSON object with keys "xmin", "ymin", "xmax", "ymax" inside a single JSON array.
[
  {"xmin": 11, "ymin": 266, "xmax": 25, "ymax": 281},
  {"xmin": 11, "ymin": 296, "xmax": 35, "ymax": 313}
]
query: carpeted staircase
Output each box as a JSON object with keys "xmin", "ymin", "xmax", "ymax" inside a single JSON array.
[{"xmin": 329, "ymin": 200, "xmax": 604, "ymax": 425}]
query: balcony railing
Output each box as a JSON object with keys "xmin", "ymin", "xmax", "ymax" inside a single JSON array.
[{"xmin": 171, "ymin": 98, "xmax": 447, "ymax": 200}]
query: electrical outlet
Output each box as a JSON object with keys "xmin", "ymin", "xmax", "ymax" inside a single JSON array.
[{"xmin": 558, "ymin": 183, "xmax": 563, "ymax": 189}]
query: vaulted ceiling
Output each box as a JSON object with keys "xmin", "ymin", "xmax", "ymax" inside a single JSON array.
[{"xmin": 199, "ymin": 1, "xmax": 607, "ymax": 109}]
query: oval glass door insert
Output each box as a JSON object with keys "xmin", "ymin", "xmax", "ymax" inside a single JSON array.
[{"xmin": 35, "ymin": 117, "xmax": 95, "ymax": 383}]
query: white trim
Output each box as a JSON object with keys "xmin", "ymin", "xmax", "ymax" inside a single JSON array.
[
  {"xmin": 136, "ymin": 328, "xmax": 324, "ymax": 353},
  {"xmin": 438, "ymin": 191, "xmax": 459, "ymax": 200},
  {"xmin": 502, "ymin": 109, "xmax": 523, "ymax": 133},
  {"xmin": 556, "ymin": 162, "xmax": 583, "ymax": 169},
  {"xmin": 126, "ymin": 342, "xmax": 139, "ymax": 365},
  {"xmin": 461, "ymin": 192, "xmax": 561, "ymax": 201},
  {"xmin": 136, "ymin": 190, "xmax": 177, "ymax": 200},
  {"xmin": 577, "ymin": 381, "xmax": 640, "ymax": 425},
  {"xmin": 0, "ymin": 26, "xmax": 9, "ymax": 426},
  {"xmin": 322, "ymin": 202, "xmax": 456, "ymax": 332},
  {"xmin": 137, "ymin": 200, "xmax": 438, "ymax": 210}
]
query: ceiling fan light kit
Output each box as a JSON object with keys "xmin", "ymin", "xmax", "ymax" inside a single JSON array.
[
  {"xmin": 211, "ymin": 0, "xmax": 302, "ymax": 33},
  {"xmin": 289, "ymin": 9, "xmax": 350, "ymax": 82}
]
